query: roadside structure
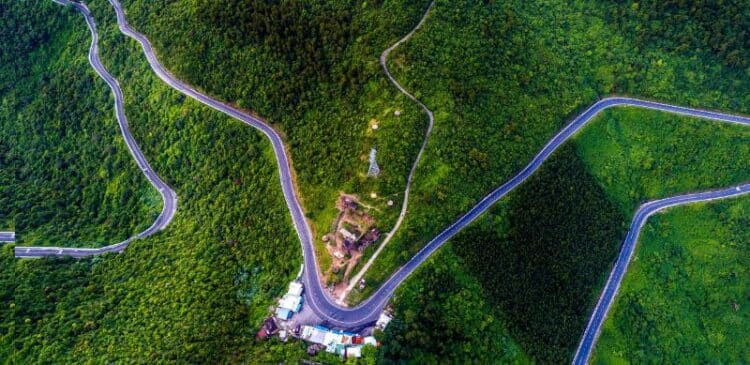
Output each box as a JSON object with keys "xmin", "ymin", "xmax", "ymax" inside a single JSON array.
[
  {"xmin": 376, "ymin": 312, "xmax": 393, "ymax": 330},
  {"xmin": 256, "ymin": 317, "xmax": 279, "ymax": 340},
  {"xmin": 276, "ymin": 281, "xmax": 304, "ymax": 320},
  {"xmin": 300, "ymin": 325, "xmax": 379, "ymax": 358}
]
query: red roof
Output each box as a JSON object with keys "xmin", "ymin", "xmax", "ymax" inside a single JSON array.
[{"xmin": 352, "ymin": 336, "xmax": 364, "ymax": 344}]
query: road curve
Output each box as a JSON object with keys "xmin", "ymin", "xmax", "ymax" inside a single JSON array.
[
  {"xmin": 341, "ymin": 0, "xmax": 436, "ymax": 303},
  {"xmin": 103, "ymin": 0, "xmax": 350, "ymax": 328},
  {"xmin": 32, "ymin": 0, "xmax": 750, "ymax": 339},
  {"xmin": 332, "ymin": 97, "xmax": 750, "ymax": 329},
  {"xmin": 14, "ymin": 0, "xmax": 177, "ymax": 259},
  {"xmin": 572, "ymin": 184, "xmax": 750, "ymax": 364}
]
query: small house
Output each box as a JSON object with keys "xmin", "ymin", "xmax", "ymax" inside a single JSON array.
[
  {"xmin": 376, "ymin": 312, "xmax": 393, "ymax": 330},
  {"xmin": 288, "ymin": 281, "xmax": 303, "ymax": 297},
  {"xmin": 279, "ymin": 294, "xmax": 303, "ymax": 312},
  {"xmin": 275, "ymin": 307, "xmax": 292, "ymax": 321}
]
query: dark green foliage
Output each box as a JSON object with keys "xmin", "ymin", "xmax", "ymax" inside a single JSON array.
[
  {"xmin": 607, "ymin": 0, "xmax": 750, "ymax": 68},
  {"xmin": 378, "ymin": 249, "xmax": 529, "ymax": 364},
  {"xmin": 452, "ymin": 145, "xmax": 626, "ymax": 363}
]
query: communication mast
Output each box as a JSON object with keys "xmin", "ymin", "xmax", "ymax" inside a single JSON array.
[{"xmin": 367, "ymin": 148, "xmax": 380, "ymax": 177}]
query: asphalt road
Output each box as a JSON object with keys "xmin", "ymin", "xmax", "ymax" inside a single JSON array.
[
  {"xmin": 22, "ymin": 1, "xmax": 750, "ymax": 358},
  {"xmin": 329, "ymin": 98, "xmax": 750, "ymax": 329},
  {"xmin": 572, "ymin": 184, "xmax": 750, "ymax": 364},
  {"xmin": 14, "ymin": 0, "xmax": 177, "ymax": 259},
  {"xmin": 0, "ymin": 232, "xmax": 15, "ymax": 243}
]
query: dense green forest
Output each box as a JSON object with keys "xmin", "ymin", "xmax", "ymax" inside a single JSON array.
[
  {"xmin": 378, "ymin": 249, "xmax": 530, "ymax": 364},
  {"xmin": 118, "ymin": 0, "xmax": 433, "ymax": 264},
  {"xmin": 609, "ymin": 0, "xmax": 750, "ymax": 69},
  {"xmin": 386, "ymin": 106, "xmax": 750, "ymax": 363},
  {"xmin": 362, "ymin": 0, "xmax": 750, "ymax": 301},
  {"xmin": 1, "ymin": 0, "xmax": 308, "ymax": 362},
  {"xmin": 384, "ymin": 107, "xmax": 750, "ymax": 363},
  {"xmin": 449, "ymin": 145, "xmax": 628, "ymax": 363},
  {"xmin": 576, "ymin": 108, "xmax": 750, "ymax": 213},
  {"xmin": 4, "ymin": 0, "xmax": 750, "ymax": 363},
  {"xmin": 593, "ymin": 198, "xmax": 750, "ymax": 363},
  {"xmin": 0, "ymin": 0, "xmax": 158, "ymax": 247}
]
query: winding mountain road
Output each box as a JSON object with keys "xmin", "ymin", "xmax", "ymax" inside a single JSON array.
[
  {"xmin": 14, "ymin": 0, "xmax": 176, "ymax": 259},
  {"xmin": 20, "ymin": 1, "xmax": 750, "ymax": 362}
]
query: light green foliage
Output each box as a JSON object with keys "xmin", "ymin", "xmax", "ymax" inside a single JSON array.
[
  {"xmin": 576, "ymin": 108, "xmax": 750, "ymax": 213},
  {"xmin": 593, "ymin": 199, "xmax": 750, "ymax": 364},
  {"xmin": 0, "ymin": 0, "xmax": 158, "ymax": 247},
  {"xmin": 118, "ymin": 0, "xmax": 433, "ymax": 260}
]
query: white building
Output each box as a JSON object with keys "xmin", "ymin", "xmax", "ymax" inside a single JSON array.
[
  {"xmin": 300, "ymin": 325, "xmax": 378, "ymax": 358},
  {"xmin": 288, "ymin": 281, "xmax": 303, "ymax": 296},
  {"xmin": 376, "ymin": 312, "xmax": 393, "ymax": 330},
  {"xmin": 279, "ymin": 294, "xmax": 302, "ymax": 312}
]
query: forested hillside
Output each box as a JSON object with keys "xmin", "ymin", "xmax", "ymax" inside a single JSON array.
[
  {"xmin": 362, "ymin": 0, "xmax": 750, "ymax": 304},
  {"xmin": 119, "ymin": 0, "xmax": 433, "ymax": 251},
  {"xmin": 593, "ymin": 197, "xmax": 750, "ymax": 363},
  {"xmin": 4, "ymin": 0, "xmax": 750, "ymax": 363},
  {"xmin": 0, "ymin": 0, "xmax": 158, "ymax": 247},
  {"xmin": 609, "ymin": 0, "xmax": 750, "ymax": 69},
  {"xmin": 1, "ymin": 1, "xmax": 307, "ymax": 362}
]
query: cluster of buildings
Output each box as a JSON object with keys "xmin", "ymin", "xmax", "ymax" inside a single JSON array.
[
  {"xmin": 254, "ymin": 266, "xmax": 396, "ymax": 361},
  {"xmin": 300, "ymin": 325, "xmax": 378, "ymax": 358},
  {"xmin": 275, "ymin": 281, "xmax": 304, "ymax": 320},
  {"xmin": 335, "ymin": 196, "xmax": 381, "ymax": 254}
]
